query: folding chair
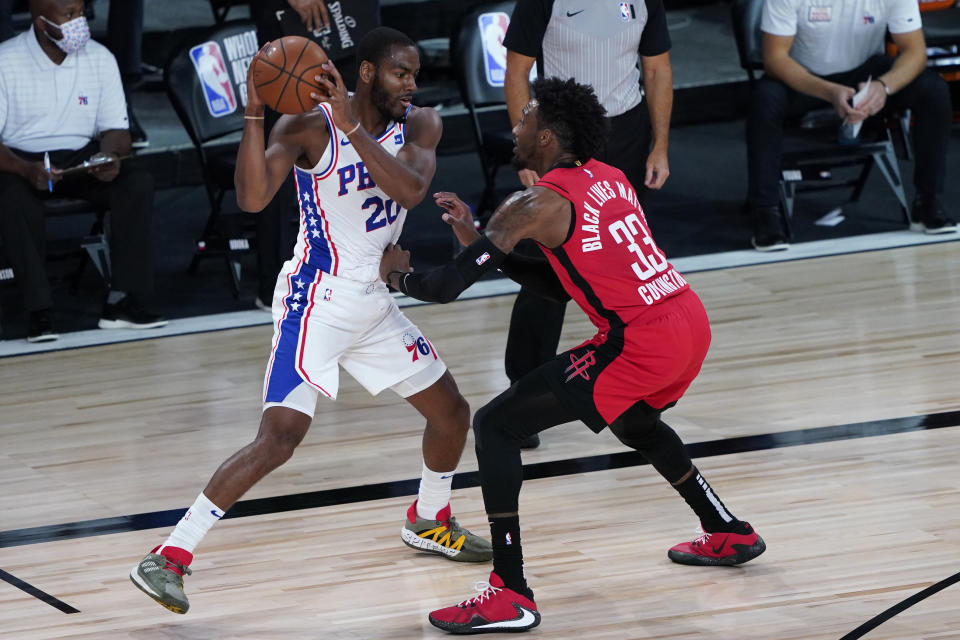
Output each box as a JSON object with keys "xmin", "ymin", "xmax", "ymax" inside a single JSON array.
[{"xmin": 165, "ymin": 20, "xmax": 260, "ymax": 297}]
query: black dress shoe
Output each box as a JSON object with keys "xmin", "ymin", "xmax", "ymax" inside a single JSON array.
[
  {"xmin": 910, "ymin": 197, "xmax": 958, "ymax": 235},
  {"xmin": 27, "ymin": 310, "xmax": 59, "ymax": 343},
  {"xmin": 750, "ymin": 205, "xmax": 789, "ymax": 252},
  {"xmin": 99, "ymin": 296, "xmax": 168, "ymax": 330}
]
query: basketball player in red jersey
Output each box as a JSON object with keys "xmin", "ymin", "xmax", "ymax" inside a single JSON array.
[{"xmin": 380, "ymin": 77, "xmax": 765, "ymax": 634}]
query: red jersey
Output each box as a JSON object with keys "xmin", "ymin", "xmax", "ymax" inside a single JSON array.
[{"xmin": 535, "ymin": 158, "xmax": 690, "ymax": 332}]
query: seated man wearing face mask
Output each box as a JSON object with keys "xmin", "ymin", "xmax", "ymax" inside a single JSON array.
[{"xmin": 0, "ymin": 0, "xmax": 165, "ymax": 342}]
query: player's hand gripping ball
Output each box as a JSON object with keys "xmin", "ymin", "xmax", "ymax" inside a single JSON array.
[{"xmin": 251, "ymin": 36, "xmax": 331, "ymax": 114}]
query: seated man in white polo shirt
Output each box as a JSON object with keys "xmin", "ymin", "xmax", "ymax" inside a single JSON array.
[
  {"xmin": 0, "ymin": 0, "xmax": 165, "ymax": 342},
  {"xmin": 746, "ymin": 0, "xmax": 956, "ymax": 251}
]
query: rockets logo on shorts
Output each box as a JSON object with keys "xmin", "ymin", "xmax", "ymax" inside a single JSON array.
[
  {"xmin": 402, "ymin": 331, "xmax": 436, "ymax": 363},
  {"xmin": 565, "ymin": 350, "xmax": 597, "ymax": 382}
]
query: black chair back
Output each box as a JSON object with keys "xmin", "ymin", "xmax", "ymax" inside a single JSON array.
[
  {"xmin": 165, "ymin": 20, "xmax": 259, "ymax": 149},
  {"xmin": 731, "ymin": 0, "xmax": 766, "ymax": 80},
  {"xmin": 452, "ymin": 1, "xmax": 517, "ymax": 111}
]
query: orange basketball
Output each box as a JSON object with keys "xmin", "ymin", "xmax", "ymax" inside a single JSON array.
[{"xmin": 252, "ymin": 36, "xmax": 331, "ymax": 114}]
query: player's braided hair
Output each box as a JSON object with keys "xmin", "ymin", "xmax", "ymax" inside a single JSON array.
[
  {"xmin": 532, "ymin": 77, "xmax": 609, "ymax": 163},
  {"xmin": 357, "ymin": 27, "xmax": 417, "ymax": 74}
]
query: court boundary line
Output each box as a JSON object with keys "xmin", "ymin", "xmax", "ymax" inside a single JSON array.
[
  {"xmin": 838, "ymin": 570, "xmax": 960, "ymax": 640},
  {"xmin": 1, "ymin": 409, "xmax": 957, "ymax": 549},
  {"xmin": 1, "ymin": 231, "xmax": 956, "ymax": 359},
  {"xmin": 0, "ymin": 568, "xmax": 80, "ymax": 614}
]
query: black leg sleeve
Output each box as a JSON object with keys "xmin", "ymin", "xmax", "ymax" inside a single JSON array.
[
  {"xmin": 473, "ymin": 369, "xmax": 578, "ymax": 514},
  {"xmin": 609, "ymin": 402, "xmax": 693, "ymax": 484}
]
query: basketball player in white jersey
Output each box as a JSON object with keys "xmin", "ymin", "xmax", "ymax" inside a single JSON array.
[{"xmin": 130, "ymin": 27, "xmax": 491, "ymax": 615}]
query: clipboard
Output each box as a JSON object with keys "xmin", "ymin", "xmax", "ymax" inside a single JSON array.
[{"xmin": 55, "ymin": 154, "xmax": 129, "ymax": 176}]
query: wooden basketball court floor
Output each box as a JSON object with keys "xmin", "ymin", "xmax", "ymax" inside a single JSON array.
[{"xmin": 1, "ymin": 241, "xmax": 959, "ymax": 639}]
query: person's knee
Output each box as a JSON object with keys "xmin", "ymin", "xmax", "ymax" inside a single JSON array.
[
  {"xmin": 0, "ymin": 173, "xmax": 39, "ymax": 211},
  {"xmin": 914, "ymin": 71, "xmax": 952, "ymax": 114},
  {"xmin": 750, "ymin": 76, "xmax": 790, "ymax": 120},
  {"xmin": 255, "ymin": 412, "xmax": 308, "ymax": 466},
  {"xmin": 116, "ymin": 167, "xmax": 155, "ymax": 200},
  {"xmin": 608, "ymin": 402, "xmax": 660, "ymax": 450}
]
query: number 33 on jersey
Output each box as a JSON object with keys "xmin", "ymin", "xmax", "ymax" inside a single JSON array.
[{"xmin": 537, "ymin": 159, "xmax": 690, "ymax": 326}]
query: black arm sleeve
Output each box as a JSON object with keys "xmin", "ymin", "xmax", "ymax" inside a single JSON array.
[
  {"xmin": 639, "ymin": 0, "xmax": 671, "ymax": 57},
  {"xmin": 399, "ymin": 235, "xmax": 507, "ymax": 304},
  {"xmin": 498, "ymin": 253, "xmax": 571, "ymax": 303},
  {"xmin": 503, "ymin": 0, "xmax": 552, "ymax": 57}
]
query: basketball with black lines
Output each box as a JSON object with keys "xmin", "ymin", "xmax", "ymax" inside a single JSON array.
[{"xmin": 252, "ymin": 36, "xmax": 331, "ymax": 114}]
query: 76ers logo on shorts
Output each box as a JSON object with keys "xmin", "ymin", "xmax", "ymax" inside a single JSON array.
[
  {"xmin": 402, "ymin": 331, "xmax": 436, "ymax": 363},
  {"xmin": 189, "ymin": 42, "xmax": 237, "ymax": 117}
]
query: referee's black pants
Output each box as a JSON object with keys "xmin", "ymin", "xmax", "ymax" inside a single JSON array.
[
  {"xmin": 0, "ymin": 145, "xmax": 155, "ymax": 312},
  {"xmin": 746, "ymin": 54, "xmax": 952, "ymax": 209},
  {"xmin": 505, "ymin": 101, "xmax": 652, "ymax": 384}
]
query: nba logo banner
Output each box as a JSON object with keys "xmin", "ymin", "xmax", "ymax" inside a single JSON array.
[
  {"xmin": 190, "ymin": 42, "xmax": 238, "ymax": 117},
  {"xmin": 478, "ymin": 12, "xmax": 509, "ymax": 87}
]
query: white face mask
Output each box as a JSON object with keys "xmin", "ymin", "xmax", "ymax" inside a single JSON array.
[{"xmin": 39, "ymin": 15, "xmax": 91, "ymax": 54}]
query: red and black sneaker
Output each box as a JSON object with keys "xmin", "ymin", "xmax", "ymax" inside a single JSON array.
[
  {"xmin": 429, "ymin": 572, "xmax": 540, "ymax": 634},
  {"xmin": 668, "ymin": 522, "xmax": 766, "ymax": 566}
]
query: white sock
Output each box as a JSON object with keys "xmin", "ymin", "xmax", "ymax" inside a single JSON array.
[
  {"xmin": 416, "ymin": 462, "xmax": 454, "ymax": 520},
  {"xmin": 160, "ymin": 492, "xmax": 224, "ymax": 554}
]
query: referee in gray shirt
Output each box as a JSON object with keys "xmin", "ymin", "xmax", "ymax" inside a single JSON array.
[
  {"xmin": 504, "ymin": 0, "xmax": 673, "ymax": 197},
  {"xmin": 499, "ymin": 0, "xmax": 674, "ymax": 448}
]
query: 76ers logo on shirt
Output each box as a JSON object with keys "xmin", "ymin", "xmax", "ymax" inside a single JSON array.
[
  {"xmin": 402, "ymin": 332, "xmax": 436, "ymax": 363},
  {"xmin": 189, "ymin": 41, "xmax": 237, "ymax": 117}
]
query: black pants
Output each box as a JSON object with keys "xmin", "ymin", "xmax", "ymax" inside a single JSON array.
[
  {"xmin": 504, "ymin": 101, "xmax": 652, "ymax": 382},
  {"xmin": 0, "ymin": 0, "xmax": 13, "ymax": 42},
  {"xmin": 0, "ymin": 145, "xmax": 155, "ymax": 312},
  {"xmin": 106, "ymin": 0, "xmax": 144, "ymax": 81},
  {"xmin": 746, "ymin": 54, "xmax": 952, "ymax": 208}
]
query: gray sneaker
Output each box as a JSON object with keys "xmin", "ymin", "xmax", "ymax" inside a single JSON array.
[
  {"xmin": 401, "ymin": 501, "xmax": 492, "ymax": 562},
  {"xmin": 129, "ymin": 552, "xmax": 192, "ymax": 614}
]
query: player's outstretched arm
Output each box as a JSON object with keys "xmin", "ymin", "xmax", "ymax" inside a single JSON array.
[
  {"xmin": 235, "ymin": 51, "xmax": 305, "ymax": 212},
  {"xmin": 380, "ymin": 188, "xmax": 569, "ymax": 303}
]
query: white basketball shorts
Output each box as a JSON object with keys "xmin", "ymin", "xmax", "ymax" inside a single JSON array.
[{"xmin": 262, "ymin": 266, "xmax": 446, "ymax": 416}]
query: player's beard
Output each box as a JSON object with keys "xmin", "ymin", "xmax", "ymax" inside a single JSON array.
[{"xmin": 370, "ymin": 76, "xmax": 407, "ymax": 124}]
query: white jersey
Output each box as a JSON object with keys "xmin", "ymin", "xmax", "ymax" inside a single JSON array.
[{"xmin": 289, "ymin": 102, "xmax": 410, "ymax": 283}]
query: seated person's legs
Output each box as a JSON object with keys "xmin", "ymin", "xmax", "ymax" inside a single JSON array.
[
  {"xmin": 0, "ymin": 171, "xmax": 56, "ymax": 341},
  {"xmin": 889, "ymin": 68, "xmax": 956, "ymax": 233},
  {"xmin": 746, "ymin": 75, "xmax": 824, "ymax": 251},
  {"xmin": 53, "ymin": 156, "xmax": 166, "ymax": 329}
]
